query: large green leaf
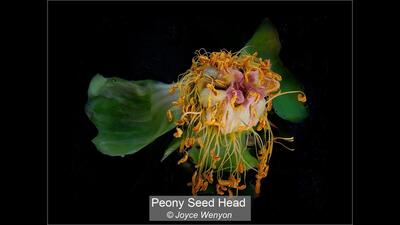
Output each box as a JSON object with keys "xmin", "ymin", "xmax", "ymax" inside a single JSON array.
[
  {"xmin": 242, "ymin": 19, "xmax": 309, "ymax": 123},
  {"xmin": 85, "ymin": 74, "xmax": 179, "ymax": 156}
]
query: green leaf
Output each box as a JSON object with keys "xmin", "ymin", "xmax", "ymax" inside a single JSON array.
[
  {"xmin": 242, "ymin": 149, "xmax": 259, "ymax": 171},
  {"xmin": 241, "ymin": 19, "xmax": 281, "ymax": 62},
  {"xmin": 189, "ymin": 146, "xmax": 258, "ymax": 172},
  {"xmin": 188, "ymin": 133, "xmax": 258, "ymax": 172},
  {"xmin": 188, "ymin": 146, "xmax": 200, "ymax": 163},
  {"xmin": 161, "ymin": 138, "xmax": 181, "ymax": 162},
  {"xmin": 272, "ymin": 65, "xmax": 309, "ymax": 123},
  {"xmin": 242, "ymin": 18, "xmax": 309, "ymax": 123},
  {"xmin": 85, "ymin": 74, "xmax": 180, "ymax": 156}
]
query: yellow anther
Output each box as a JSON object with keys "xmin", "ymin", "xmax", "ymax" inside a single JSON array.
[
  {"xmin": 199, "ymin": 55, "xmax": 209, "ymax": 64},
  {"xmin": 230, "ymin": 91, "xmax": 237, "ymax": 108},
  {"xmin": 237, "ymin": 162, "xmax": 244, "ymax": 174},
  {"xmin": 189, "ymin": 105, "xmax": 196, "ymax": 113},
  {"xmin": 190, "ymin": 97, "xmax": 195, "ymax": 105},
  {"xmin": 205, "ymin": 119, "xmax": 222, "ymax": 127},
  {"xmin": 218, "ymin": 179, "xmax": 233, "ymax": 187},
  {"xmin": 250, "ymin": 104, "xmax": 257, "ymax": 118},
  {"xmin": 248, "ymin": 90, "xmax": 260, "ymax": 102},
  {"xmin": 173, "ymin": 127, "xmax": 183, "ymax": 138},
  {"xmin": 255, "ymin": 180, "xmax": 261, "ymax": 194},
  {"xmin": 237, "ymin": 125, "xmax": 249, "ymax": 132},
  {"xmin": 298, "ymin": 93, "xmax": 307, "ymax": 102},
  {"xmin": 228, "ymin": 189, "xmax": 233, "ymax": 197},
  {"xmin": 256, "ymin": 118, "xmax": 266, "ymax": 131},
  {"xmin": 266, "ymin": 101, "xmax": 273, "ymax": 111},
  {"xmin": 215, "ymin": 79, "xmax": 227, "ymax": 88},
  {"xmin": 197, "ymin": 137, "xmax": 204, "ymax": 149},
  {"xmin": 193, "ymin": 121, "xmax": 202, "ymax": 132},
  {"xmin": 244, "ymin": 71, "xmax": 249, "ymax": 83},
  {"xmin": 168, "ymin": 84, "xmax": 177, "ymax": 94},
  {"xmin": 207, "ymin": 96, "xmax": 212, "ymax": 109},
  {"xmin": 201, "ymin": 181, "xmax": 209, "ymax": 191},
  {"xmin": 206, "ymin": 83, "xmax": 218, "ymax": 96},
  {"xmin": 166, "ymin": 109, "xmax": 173, "ymax": 122},
  {"xmin": 216, "ymin": 184, "xmax": 225, "ymax": 195},
  {"xmin": 177, "ymin": 151, "xmax": 188, "ymax": 165},
  {"xmin": 184, "ymin": 137, "xmax": 195, "ymax": 148},
  {"xmin": 237, "ymin": 184, "xmax": 246, "ymax": 190},
  {"xmin": 184, "ymin": 104, "xmax": 191, "ymax": 113},
  {"xmin": 175, "ymin": 119, "xmax": 185, "ymax": 126},
  {"xmin": 172, "ymin": 96, "xmax": 184, "ymax": 106}
]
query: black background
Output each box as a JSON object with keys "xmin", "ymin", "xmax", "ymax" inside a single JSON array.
[{"xmin": 49, "ymin": 1, "xmax": 352, "ymax": 224}]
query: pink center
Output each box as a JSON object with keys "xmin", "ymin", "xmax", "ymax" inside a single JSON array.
[{"xmin": 226, "ymin": 69, "xmax": 266, "ymax": 107}]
